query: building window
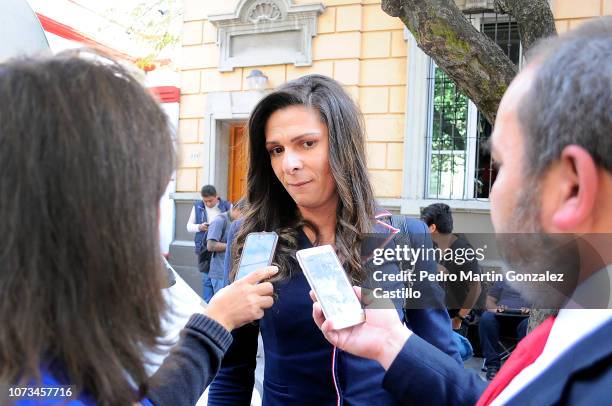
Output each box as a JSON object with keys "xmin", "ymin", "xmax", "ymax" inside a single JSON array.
[
  {"xmin": 426, "ymin": 63, "xmax": 471, "ymax": 199},
  {"xmin": 425, "ymin": 14, "xmax": 520, "ymax": 200}
]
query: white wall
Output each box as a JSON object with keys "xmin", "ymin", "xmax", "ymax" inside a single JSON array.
[{"xmin": 159, "ymin": 101, "xmax": 179, "ymax": 255}]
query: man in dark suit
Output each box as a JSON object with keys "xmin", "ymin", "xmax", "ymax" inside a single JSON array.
[{"xmin": 311, "ymin": 17, "xmax": 612, "ymax": 406}]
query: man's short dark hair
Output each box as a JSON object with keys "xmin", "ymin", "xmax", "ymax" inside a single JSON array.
[
  {"xmin": 200, "ymin": 185, "xmax": 217, "ymax": 197},
  {"xmin": 519, "ymin": 17, "xmax": 612, "ymax": 176},
  {"xmin": 420, "ymin": 203, "xmax": 453, "ymax": 234}
]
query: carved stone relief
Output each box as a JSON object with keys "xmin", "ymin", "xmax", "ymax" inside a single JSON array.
[{"xmin": 209, "ymin": 0, "xmax": 324, "ymax": 71}]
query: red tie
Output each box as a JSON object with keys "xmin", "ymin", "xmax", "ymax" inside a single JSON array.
[{"xmin": 476, "ymin": 316, "xmax": 556, "ymax": 406}]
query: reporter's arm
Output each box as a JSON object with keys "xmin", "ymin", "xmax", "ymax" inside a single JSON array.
[
  {"xmin": 312, "ymin": 286, "xmax": 484, "ymax": 406},
  {"xmin": 382, "ymin": 333, "xmax": 487, "ymax": 406},
  {"xmin": 148, "ymin": 266, "xmax": 275, "ymax": 405},
  {"xmin": 147, "ymin": 314, "xmax": 233, "ymax": 406}
]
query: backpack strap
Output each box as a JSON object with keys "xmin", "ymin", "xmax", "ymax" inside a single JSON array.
[
  {"xmin": 389, "ymin": 214, "xmax": 403, "ymax": 233},
  {"xmin": 377, "ymin": 214, "xmax": 417, "ymax": 319},
  {"xmin": 386, "ymin": 214, "xmax": 415, "ymax": 274}
]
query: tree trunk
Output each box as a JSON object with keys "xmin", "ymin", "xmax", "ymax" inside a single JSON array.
[
  {"xmin": 494, "ymin": 0, "xmax": 557, "ymax": 55},
  {"xmin": 381, "ymin": 0, "xmax": 556, "ymax": 124}
]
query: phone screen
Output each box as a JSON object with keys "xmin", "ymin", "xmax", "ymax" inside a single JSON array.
[
  {"xmin": 302, "ymin": 247, "xmax": 363, "ymax": 324},
  {"xmin": 236, "ymin": 232, "xmax": 278, "ymax": 280}
]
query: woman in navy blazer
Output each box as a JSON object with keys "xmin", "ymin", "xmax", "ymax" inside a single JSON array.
[{"xmin": 208, "ymin": 75, "xmax": 459, "ymax": 405}]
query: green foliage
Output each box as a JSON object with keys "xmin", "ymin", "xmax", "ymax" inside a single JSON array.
[
  {"xmin": 429, "ymin": 66, "xmax": 469, "ymax": 198},
  {"xmin": 431, "ymin": 67, "xmax": 468, "ymax": 152},
  {"xmin": 104, "ymin": 0, "xmax": 183, "ymax": 62}
]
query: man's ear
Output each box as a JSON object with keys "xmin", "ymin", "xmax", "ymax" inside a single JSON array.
[
  {"xmin": 428, "ymin": 224, "xmax": 437, "ymax": 234},
  {"xmin": 551, "ymin": 145, "xmax": 598, "ymax": 230}
]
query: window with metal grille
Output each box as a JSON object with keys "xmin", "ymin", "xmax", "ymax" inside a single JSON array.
[{"xmin": 425, "ymin": 13, "xmax": 521, "ymax": 200}]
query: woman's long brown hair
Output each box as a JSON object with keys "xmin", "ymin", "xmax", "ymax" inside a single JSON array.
[
  {"xmin": 230, "ymin": 75, "xmax": 376, "ymax": 283},
  {"xmin": 0, "ymin": 52, "xmax": 175, "ymax": 404}
]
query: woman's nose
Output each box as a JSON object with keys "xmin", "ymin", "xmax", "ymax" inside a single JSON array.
[{"xmin": 282, "ymin": 150, "xmax": 303, "ymax": 174}]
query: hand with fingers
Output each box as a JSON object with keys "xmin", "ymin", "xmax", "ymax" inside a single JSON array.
[
  {"xmin": 205, "ymin": 266, "xmax": 278, "ymax": 332},
  {"xmin": 310, "ymin": 287, "xmax": 412, "ymax": 370}
]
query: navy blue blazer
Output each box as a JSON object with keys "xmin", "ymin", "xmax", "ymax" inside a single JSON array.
[
  {"xmin": 209, "ymin": 217, "xmax": 460, "ymax": 405},
  {"xmin": 383, "ymin": 318, "xmax": 612, "ymax": 405}
]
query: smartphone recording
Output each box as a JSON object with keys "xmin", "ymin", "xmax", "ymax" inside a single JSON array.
[
  {"xmin": 235, "ymin": 231, "xmax": 279, "ymax": 280},
  {"xmin": 297, "ymin": 245, "xmax": 365, "ymax": 330}
]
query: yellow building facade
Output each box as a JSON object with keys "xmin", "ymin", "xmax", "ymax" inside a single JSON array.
[{"xmin": 173, "ymin": 0, "xmax": 611, "ymax": 239}]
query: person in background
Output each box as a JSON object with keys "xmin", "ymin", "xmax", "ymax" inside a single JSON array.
[
  {"xmin": 479, "ymin": 280, "xmax": 531, "ymax": 380},
  {"xmin": 186, "ymin": 184, "xmax": 231, "ymax": 302},
  {"xmin": 420, "ymin": 203, "xmax": 481, "ymax": 334},
  {"xmin": 0, "ymin": 52, "xmax": 276, "ymax": 406},
  {"xmin": 206, "ymin": 198, "xmax": 247, "ymax": 297}
]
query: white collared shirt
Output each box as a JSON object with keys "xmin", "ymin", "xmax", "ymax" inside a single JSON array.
[
  {"xmin": 205, "ymin": 203, "xmax": 221, "ymax": 224},
  {"xmin": 186, "ymin": 202, "xmax": 222, "ymax": 233},
  {"xmin": 492, "ymin": 266, "xmax": 612, "ymax": 405}
]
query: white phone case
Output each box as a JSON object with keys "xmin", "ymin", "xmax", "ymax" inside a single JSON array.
[{"xmin": 296, "ymin": 245, "xmax": 365, "ymax": 330}]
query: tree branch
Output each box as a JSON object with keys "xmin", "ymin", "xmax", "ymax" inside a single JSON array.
[
  {"xmin": 381, "ymin": 0, "xmax": 402, "ymax": 17},
  {"xmin": 382, "ymin": 0, "xmax": 517, "ymax": 124},
  {"xmin": 495, "ymin": 0, "xmax": 557, "ymax": 53}
]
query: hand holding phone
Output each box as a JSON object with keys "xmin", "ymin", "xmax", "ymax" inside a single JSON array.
[
  {"xmin": 297, "ymin": 245, "xmax": 365, "ymax": 329},
  {"xmin": 206, "ymin": 266, "xmax": 278, "ymax": 331},
  {"xmin": 235, "ymin": 232, "xmax": 279, "ymax": 280},
  {"xmin": 310, "ymin": 286, "xmax": 411, "ymax": 369}
]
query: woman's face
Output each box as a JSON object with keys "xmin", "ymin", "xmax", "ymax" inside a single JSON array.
[{"xmin": 265, "ymin": 105, "xmax": 337, "ymax": 211}]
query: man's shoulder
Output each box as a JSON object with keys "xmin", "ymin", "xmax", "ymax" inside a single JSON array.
[
  {"xmin": 450, "ymin": 234, "xmax": 473, "ymax": 249},
  {"xmin": 511, "ymin": 318, "xmax": 612, "ymax": 404},
  {"xmin": 401, "ymin": 217, "xmax": 428, "ymax": 234},
  {"xmin": 375, "ymin": 212, "xmax": 428, "ymax": 234},
  {"xmin": 218, "ymin": 198, "xmax": 232, "ymax": 210},
  {"xmin": 208, "ymin": 214, "xmax": 228, "ymax": 236},
  {"xmin": 558, "ymin": 317, "xmax": 612, "ymax": 367},
  {"xmin": 210, "ymin": 212, "xmax": 229, "ymax": 226}
]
